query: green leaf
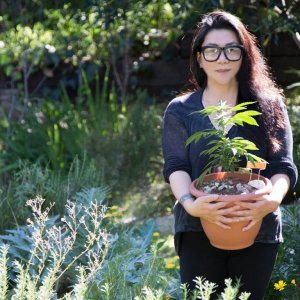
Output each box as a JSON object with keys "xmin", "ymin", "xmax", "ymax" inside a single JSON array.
[
  {"xmin": 230, "ymin": 112, "xmax": 259, "ymax": 126},
  {"xmin": 245, "ymin": 153, "xmax": 267, "ymax": 164},
  {"xmin": 201, "ymin": 145, "xmax": 222, "ymax": 156},
  {"xmin": 197, "ymin": 167, "xmax": 212, "ymax": 185},
  {"xmin": 243, "ymin": 110, "xmax": 262, "ymax": 117},
  {"xmin": 231, "ymin": 138, "xmax": 259, "ymax": 151},
  {"xmin": 230, "ymin": 102, "xmax": 256, "ymax": 112},
  {"xmin": 0, "ymin": 53, "xmax": 11, "ymax": 65},
  {"xmin": 186, "ymin": 129, "xmax": 218, "ymax": 146},
  {"xmin": 230, "ymin": 118, "xmax": 244, "ymax": 126},
  {"xmin": 185, "ymin": 131, "xmax": 207, "ymax": 145}
]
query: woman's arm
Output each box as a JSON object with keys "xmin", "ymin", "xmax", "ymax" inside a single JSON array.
[
  {"xmin": 234, "ymin": 173, "xmax": 290, "ymax": 231},
  {"xmin": 268, "ymin": 173, "xmax": 290, "ymax": 208},
  {"xmin": 169, "ymin": 170, "xmax": 193, "ymax": 201},
  {"xmin": 169, "ymin": 170, "xmax": 246, "ymax": 229},
  {"xmin": 262, "ymin": 100, "xmax": 297, "ymax": 191}
]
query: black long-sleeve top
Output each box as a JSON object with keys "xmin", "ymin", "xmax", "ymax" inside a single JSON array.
[{"xmin": 162, "ymin": 90, "xmax": 298, "ymax": 251}]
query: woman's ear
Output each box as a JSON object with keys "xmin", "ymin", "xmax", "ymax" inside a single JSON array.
[{"xmin": 197, "ymin": 52, "xmax": 202, "ymax": 68}]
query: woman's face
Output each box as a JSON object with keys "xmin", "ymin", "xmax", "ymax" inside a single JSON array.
[{"xmin": 198, "ymin": 29, "xmax": 243, "ymax": 87}]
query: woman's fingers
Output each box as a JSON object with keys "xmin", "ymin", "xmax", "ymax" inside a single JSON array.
[
  {"xmin": 242, "ymin": 220, "xmax": 257, "ymax": 231},
  {"xmin": 195, "ymin": 194, "xmax": 220, "ymax": 203},
  {"xmin": 192, "ymin": 197, "xmax": 259, "ymax": 229},
  {"xmin": 215, "ymin": 204, "xmax": 242, "ymax": 215},
  {"xmin": 215, "ymin": 221, "xmax": 231, "ymax": 229}
]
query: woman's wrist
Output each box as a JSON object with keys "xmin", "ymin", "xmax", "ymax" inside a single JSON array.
[
  {"xmin": 179, "ymin": 193, "xmax": 195, "ymax": 205},
  {"xmin": 179, "ymin": 193, "xmax": 195, "ymax": 215},
  {"xmin": 266, "ymin": 193, "xmax": 282, "ymax": 211}
]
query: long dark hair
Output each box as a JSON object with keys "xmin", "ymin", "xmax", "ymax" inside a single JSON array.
[{"xmin": 188, "ymin": 10, "xmax": 284, "ymax": 152}]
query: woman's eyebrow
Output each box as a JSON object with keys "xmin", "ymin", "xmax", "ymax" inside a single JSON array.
[{"xmin": 203, "ymin": 42, "xmax": 240, "ymax": 46}]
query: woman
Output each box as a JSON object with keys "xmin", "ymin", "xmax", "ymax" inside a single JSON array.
[{"xmin": 162, "ymin": 10, "xmax": 298, "ymax": 299}]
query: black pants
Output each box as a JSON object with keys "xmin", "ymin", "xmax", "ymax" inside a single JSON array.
[{"xmin": 179, "ymin": 231, "xmax": 278, "ymax": 300}]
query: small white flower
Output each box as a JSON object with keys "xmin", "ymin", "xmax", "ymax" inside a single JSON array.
[
  {"xmin": 45, "ymin": 44, "xmax": 56, "ymax": 53},
  {"xmin": 289, "ymin": 248, "xmax": 295, "ymax": 255},
  {"xmin": 0, "ymin": 41, "xmax": 5, "ymax": 48}
]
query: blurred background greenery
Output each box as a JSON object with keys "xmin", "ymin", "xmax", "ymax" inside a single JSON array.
[{"xmin": 0, "ymin": 1, "xmax": 299, "ymax": 298}]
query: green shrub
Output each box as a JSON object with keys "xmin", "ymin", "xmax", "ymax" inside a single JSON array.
[
  {"xmin": 265, "ymin": 203, "xmax": 300, "ymax": 300},
  {"xmin": 87, "ymin": 90, "xmax": 163, "ymax": 197},
  {"xmin": 0, "ymin": 97, "xmax": 89, "ymax": 172},
  {"xmin": 0, "ymin": 157, "xmax": 104, "ymax": 231},
  {"xmin": 89, "ymin": 220, "xmax": 170, "ymax": 299},
  {"xmin": 0, "ymin": 187, "xmax": 109, "ymax": 299}
]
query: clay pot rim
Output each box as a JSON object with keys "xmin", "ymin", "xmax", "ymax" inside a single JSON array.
[{"xmin": 190, "ymin": 171, "xmax": 272, "ymax": 202}]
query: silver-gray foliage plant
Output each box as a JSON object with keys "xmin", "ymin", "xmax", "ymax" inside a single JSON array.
[{"xmin": 0, "ymin": 187, "xmax": 110, "ymax": 299}]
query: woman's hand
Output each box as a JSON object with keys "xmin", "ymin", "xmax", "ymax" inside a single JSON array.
[
  {"xmin": 232, "ymin": 194, "xmax": 281, "ymax": 231},
  {"xmin": 183, "ymin": 195, "xmax": 248, "ymax": 229}
]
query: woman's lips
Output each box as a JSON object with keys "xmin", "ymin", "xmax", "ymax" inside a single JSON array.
[{"xmin": 216, "ymin": 69, "xmax": 230, "ymax": 73}]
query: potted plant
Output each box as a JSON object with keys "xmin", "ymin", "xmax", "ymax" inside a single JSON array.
[{"xmin": 186, "ymin": 100, "xmax": 272, "ymax": 250}]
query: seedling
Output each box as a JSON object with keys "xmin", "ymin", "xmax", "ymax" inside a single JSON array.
[{"xmin": 186, "ymin": 100, "xmax": 267, "ymax": 184}]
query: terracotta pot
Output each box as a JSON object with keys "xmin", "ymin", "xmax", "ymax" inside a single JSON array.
[{"xmin": 190, "ymin": 172, "xmax": 272, "ymax": 250}]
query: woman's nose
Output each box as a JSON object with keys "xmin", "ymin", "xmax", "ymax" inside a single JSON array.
[{"xmin": 217, "ymin": 49, "xmax": 229, "ymax": 62}]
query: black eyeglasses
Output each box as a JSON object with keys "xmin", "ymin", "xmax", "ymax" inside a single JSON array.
[{"xmin": 200, "ymin": 45, "xmax": 244, "ymax": 62}]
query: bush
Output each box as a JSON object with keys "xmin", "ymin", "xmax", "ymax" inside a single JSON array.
[
  {"xmin": 87, "ymin": 90, "xmax": 163, "ymax": 196},
  {"xmin": 0, "ymin": 188, "xmax": 109, "ymax": 299},
  {"xmin": 0, "ymin": 157, "xmax": 104, "ymax": 231},
  {"xmin": 265, "ymin": 203, "xmax": 300, "ymax": 300}
]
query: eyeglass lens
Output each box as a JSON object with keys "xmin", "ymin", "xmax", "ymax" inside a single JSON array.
[{"xmin": 203, "ymin": 46, "xmax": 242, "ymax": 62}]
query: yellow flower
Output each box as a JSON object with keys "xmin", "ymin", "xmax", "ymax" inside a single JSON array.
[
  {"xmin": 291, "ymin": 279, "xmax": 296, "ymax": 286},
  {"xmin": 105, "ymin": 208, "xmax": 124, "ymax": 219},
  {"xmin": 111, "ymin": 211, "xmax": 123, "ymax": 217},
  {"xmin": 110, "ymin": 205, "xmax": 119, "ymax": 211},
  {"xmin": 153, "ymin": 232, "xmax": 160, "ymax": 237},
  {"xmin": 274, "ymin": 280, "xmax": 287, "ymax": 291},
  {"xmin": 104, "ymin": 213, "xmax": 112, "ymax": 218},
  {"xmin": 165, "ymin": 262, "xmax": 175, "ymax": 269}
]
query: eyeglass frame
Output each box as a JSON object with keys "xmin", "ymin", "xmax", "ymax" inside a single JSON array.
[{"xmin": 199, "ymin": 45, "xmax": 244, "ymax": 62}]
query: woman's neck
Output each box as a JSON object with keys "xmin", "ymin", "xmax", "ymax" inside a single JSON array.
[{"xmin": 202, "ymin": 84, "xmax": 239, "ymax": 107}]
